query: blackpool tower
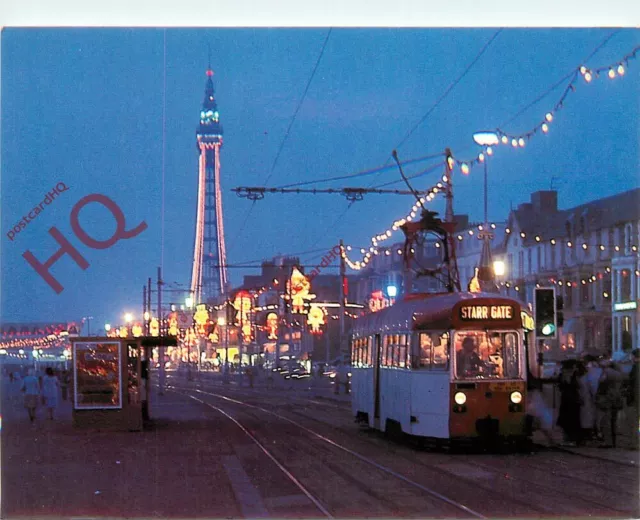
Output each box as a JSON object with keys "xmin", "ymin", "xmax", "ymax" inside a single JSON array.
[{"xmin": 190, "ymin": 68, "xmax": 228, "ymax": 304}]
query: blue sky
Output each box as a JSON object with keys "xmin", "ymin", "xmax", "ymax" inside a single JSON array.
[{"xmin": 1, "ymin": 28, "xmax": 638, "ymax": 330}]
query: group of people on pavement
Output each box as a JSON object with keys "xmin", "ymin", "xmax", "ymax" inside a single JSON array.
[
  {"xmin": 7, "ymin": 366, "xmax": 71, "ymax": 424},
  {"xmin": 555, "ymin": 349, "xmax": 639, "ymax": 449}
]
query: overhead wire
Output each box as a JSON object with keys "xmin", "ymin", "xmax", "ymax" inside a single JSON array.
[
  {"xmin": 230, "ymin": 29, "xmax": 333, "ymax": 265},
  {"xmin": 499, "ymin": 29, "xmax": 621, "ymax": 128}
]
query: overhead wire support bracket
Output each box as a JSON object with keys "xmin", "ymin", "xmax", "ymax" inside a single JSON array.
[{"xmin": 232, "ymin": 186, "xmax": 418, "ymax": 201}]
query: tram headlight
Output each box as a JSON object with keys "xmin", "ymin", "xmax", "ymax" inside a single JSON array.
[
  {"xmin": 510, "ymin": 391, "xmax": 523, "ymax": 404},
  {"xmin": 454, "ymin": 392, "xmax": 467, "ymax": 405}
]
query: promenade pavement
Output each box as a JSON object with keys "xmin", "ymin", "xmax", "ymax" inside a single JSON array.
[{"xmin": 1, "ymin": 376, "xmax": 244, "ymax": 519}]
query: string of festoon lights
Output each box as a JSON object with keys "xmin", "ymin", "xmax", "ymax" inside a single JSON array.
[
  {"xmin": 341, "ymin": 178, "xmax": 449, "ymax": 270},
  {"xmin": 339, "ymin": 45, "xmax": 638, "ymax": 272},
  {"xmin": 451, "ymin": 46, "xmax": 639, "ymax": 172},
  {"xmin": 449, "ymin": 223, "xmax": 638, "ymax": 253},
  {"xmin": 499, "ymin": 266, "xmax": 640, "ymax": 296}
]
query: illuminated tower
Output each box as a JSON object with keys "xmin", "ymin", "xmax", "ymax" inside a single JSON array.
[{"xmin": 190, "ymin": 68, "xmax": 228, "ymax": 304}]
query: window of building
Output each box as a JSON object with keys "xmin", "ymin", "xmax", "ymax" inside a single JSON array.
[
  {"xmin": 625, "ymin": 223, "xmax": 634, "ymax": 254},
  {"xmin": 508, "ymin": 254, "xmax": 514, "ymax": 279},
  {"xmin": 565, "ymin": 221, "xmax": 572, "ymax": 237},
  {"xmin": 621, "ymin": 269, "xmax": 632, "ymax": 302},
  {"xmin": 537, "ymin": 246, "xmax": 542, "ymax": 271},
  {"xmin": 580, "ymin": 281, "xmax": 590, "ymax": 305},
  {"xmin": 518, "ymin": 251, "xmax": 524, "ymax": 278},
  {"xmin": 565, "ymin": 285, "xmax": 573, "ymax": 309},
  {"xmin": 527, "ymin": 249, "xmax": 532, "ymax": 274},
  {"xmin": 550, "ymin": 245, "xmax": 556, "ymax": 269}
]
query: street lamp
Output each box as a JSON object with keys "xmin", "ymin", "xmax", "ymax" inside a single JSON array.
[
  {"xmin": 493, "ymin": 260, "xmax": 506, "ymax": 277},
  {"xmin": 124, "ymin": 313, "xmax": 133, "ymax": 324},
  {"xmin": 105, "ymin": 323, "xmax": 111, "ymax": 333},
  {"xmin": 472, "ymin": 130, "xmax": 501, "ymax": 292},
  {"xmin": 386, "ymin": 285, "xmax": 398, "ymax": 298}
]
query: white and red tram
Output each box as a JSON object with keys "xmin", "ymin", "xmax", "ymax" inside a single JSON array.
[{"xmin": 350, "ymin": 291, "xmax": 530, "ymax": 443}]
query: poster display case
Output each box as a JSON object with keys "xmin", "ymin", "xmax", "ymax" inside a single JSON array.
[{"xmin": 73, "ymin": 341, "xmax": 122, "ymax": 410}]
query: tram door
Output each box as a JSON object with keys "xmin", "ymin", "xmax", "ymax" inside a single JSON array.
[{"xmin": 373, "ymin": 334, "xmax": 382, "ymax": 420}]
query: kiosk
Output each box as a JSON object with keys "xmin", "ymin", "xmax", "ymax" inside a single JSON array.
[{"xmin": 71, "ymin": 337, "xmax": 145, "ymax": 431}]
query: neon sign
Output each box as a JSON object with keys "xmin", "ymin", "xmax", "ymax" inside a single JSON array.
[{"xmin": 459, "ymin": 305, "xmax": 514, "ymax": 320}]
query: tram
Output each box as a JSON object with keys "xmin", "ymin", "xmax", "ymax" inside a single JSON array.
[{"xmin": 350, "ymin": 291, "xmax": 531, "ymax": 444}]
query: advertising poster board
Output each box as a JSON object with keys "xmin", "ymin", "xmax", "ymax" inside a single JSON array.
[{"xmin": 73, "ymin": 341, "xmax": 122, "ymax": 409}]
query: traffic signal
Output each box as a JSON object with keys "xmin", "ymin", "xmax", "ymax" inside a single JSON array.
[{"xmin": 535, "ymin": 287, "xmax": 557, "ymax": 338}]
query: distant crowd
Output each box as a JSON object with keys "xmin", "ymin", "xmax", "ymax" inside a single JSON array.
[{"xmin": 549, "ymin": 349, "xmax": 639, "ymax": 449}]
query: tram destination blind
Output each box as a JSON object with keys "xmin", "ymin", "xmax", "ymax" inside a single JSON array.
[{"xmin": 459, "ymin": 304, "xmax": 514, "ymax": 321}]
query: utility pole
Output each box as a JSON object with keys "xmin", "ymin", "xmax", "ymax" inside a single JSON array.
[
  {"xmin": 157, "ymin": 266, "xmax": 165, "ymax": 395},
  {"xmin": 147, "ymin": 278, "xmax": 152, "ymax": 335},
  {"xmin": 339, "ymin": 240, "xmax": 347, "ymax": 359},
  {"xmin": 143, "ymin": 285, "xmax": 147, "ymax": 335}
]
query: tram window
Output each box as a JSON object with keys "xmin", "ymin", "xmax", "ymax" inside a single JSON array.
[
  {"xmin": 431, "ymin": 333, "xmax": 449, "ymax": 370},
  {"xmin": 454, "ymin": 331, "xmax": 520, "ymax": 379},
  {"xmin": 417, "ymin": 333, "xmax": 432, "ymax": 368}
]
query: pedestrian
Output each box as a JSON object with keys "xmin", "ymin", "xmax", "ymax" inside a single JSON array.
[
  {"xmin": 21, "ymin": 368, "xmax": 40, "ymax": 424},
  {"xmin": 60, "ymin": 369, "xmax": 70, "ymax": 401},
  {"xmin": 576, "ymin": 361, "xmax": 595, "ymax": 445},
  {"xmin": 623, "ymin": 349, "xmax": 639, "ymax": 449},
  {"xmin": 595, "ymin": 360, "xmax": 625, "ymax": 448},
  {"xmin": 556, "ymin": 359, "xmax": 581, "ymax": 446},
  {"xmin": 42, "ymin": 367, "xmax": 60, "ymax": 420},
  {"xmin": 9, "ymin": 371, "xmax": 14, "ymax": 383}
]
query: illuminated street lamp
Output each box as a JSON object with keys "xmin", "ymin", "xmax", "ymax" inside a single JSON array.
[
  {"xmin": 185, "ymin": 297, "xmax": 193, "ymax": 309},
  {"xmin": 386, "ymin": 285, "xmax": 398, "ymax": 298},
  {"xmin": 471, "ymin": 130, "xmax": 501, "ymax": 293},
  {"xmin": 105, "ymin": 323, "xmax": 112, "ymax": 332},
  {"xmin": 493, "ymin": 260, "xmax": 506, "ymax": 277},
  {"xmin": 124, "ymin": 313, "xmax": 133, "ymax": 324}
]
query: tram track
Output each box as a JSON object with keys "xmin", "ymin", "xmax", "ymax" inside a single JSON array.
[
  {"xmin": 168, "ymin": 380, "xmax": 637, "ymax": 518},
  {"xmin": 168, "ymin": 384, "xmax": 486, "ymax": 518}
]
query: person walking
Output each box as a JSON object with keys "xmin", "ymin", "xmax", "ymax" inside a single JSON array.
[
  {"xmin": 42, "ymin": 367, "xmax": 60, "ymax": 420},
  {"xmin": 623, "ymin": 349, "xmax": 639, "ymax": 449},
  {"xmin": 556, "ymin": 360, "xmax": 581, "ymax": 446},
  {"xmin": 595, "ymin": 361, "xmax": 625, "ymax": 448},
  {"xmin": 576, "ymin": 362, "xmax": 595, "ymax": 445},
  {"xmin": 21, "ymin": 368, "xmax": 40, "ymax": 424}
]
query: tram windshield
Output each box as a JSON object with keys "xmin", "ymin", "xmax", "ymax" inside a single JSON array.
[{"xmin": 454, "ymin": 330, "xmax": 520, "ymax": 380}]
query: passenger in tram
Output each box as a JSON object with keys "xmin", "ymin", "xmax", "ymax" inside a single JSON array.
[{"xmin": 456, "ymin": 337, "xmax": 485, "ymax": 378}]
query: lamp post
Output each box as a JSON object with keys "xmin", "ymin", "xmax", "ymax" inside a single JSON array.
[
  {"xmin": 218, "ymin": 316, "xmax": 228, "ymax": 383},
  {"xmin": 472, "ymin": 131, "xmax": 501, "ymax": 292}
]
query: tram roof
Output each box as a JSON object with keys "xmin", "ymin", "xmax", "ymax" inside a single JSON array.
[{"xmin": 352, "ymin": 291, "xmax": 522, "ymax": 334}]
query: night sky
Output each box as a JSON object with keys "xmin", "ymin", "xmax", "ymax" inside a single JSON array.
[{"xmin": 1, "ymin": 28, "xmax": 638, "ymax": 331}]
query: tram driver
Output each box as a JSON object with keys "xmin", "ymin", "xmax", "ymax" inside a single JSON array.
[{"xmin": 457, "ymin": 336, "xmax": 485, "ymax": 377}]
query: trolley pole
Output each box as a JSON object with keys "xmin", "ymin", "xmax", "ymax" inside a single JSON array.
[{"xmin": 143, "ymin": 285, "xmax": 147, "ymax": 335}]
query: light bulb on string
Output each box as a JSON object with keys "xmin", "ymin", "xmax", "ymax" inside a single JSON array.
[
  {"xmin": 579, "ymin": 65, "xmax": 587, "ymax": 74},
  {"xmin": 617, "ymin": 64, "xmax": 625, "ymax": 75},
  {"xmin": 501, "ymin": 135, "xmax": 508, "ymax": 144},
  {"xmin": 486, "ymin": 146, "xmax": 493, "ymax": 156},
  {"xmin": 608, "ymin": 68, "xmax": 616, "ymax": 79},
  {"xmin": 584, "ymin": 71, "xmax": 592, "ymax": 82},
  {"xmin": 442, "ymin": 175, "xmax": 448, "ymax": 182},
  {"xmin": 478, "ymin": 153, "xmax": 485, "ymax": 162},
  {"xmin": 518, "ymin": 138, "xmax": 525, "ymax": 147},
  {"xmin": 545, "ymin": 113, "xmax": 553, "ymax": 122},
  {"xmin": 511, "ymin": 139, "xmax": 518, "ymax": 147},
  {"xmin": 542, "ymin": 123, "xmax": 549, "ymax": 133},
  {"xmin": 461, "ymin": 163, "xmax": 470, "ymax": 175}
]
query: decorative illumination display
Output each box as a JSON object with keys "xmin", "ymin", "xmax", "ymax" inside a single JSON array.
[
  {"xmin": 193, "ymin": 304, "xmax": 210, "ymax": 335},
  {"xmin": 233, "ymin": 290, "xmax": 254, "ymax": 341},
  {"xmin": 367, "ymin": 290, "xmax": 395, "ymax": 313},
  {"xmin": 307, "ymin": 304, "xmax": 326, "ymax": 334},
  {"xmin": 266, "ymin": 312, "xmax": 279, "ymax": 339},
  {"xmin": 286, "ymin": 267, "xmax": 316, "ymax": 313}
]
